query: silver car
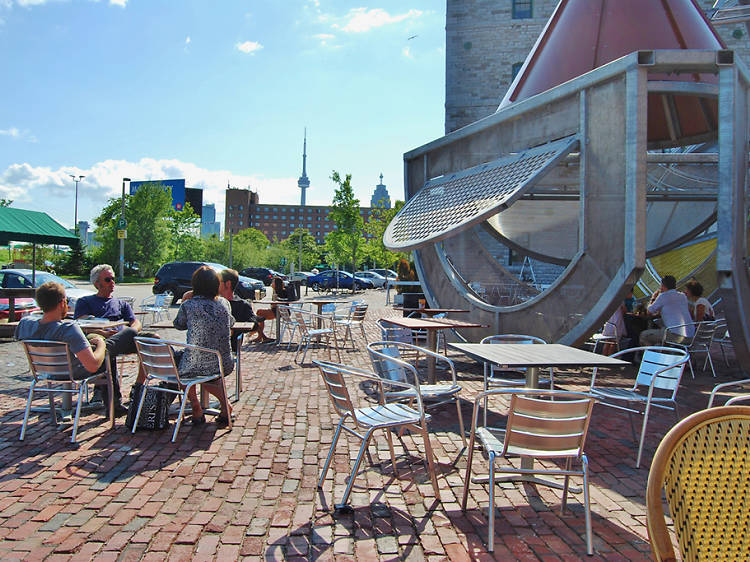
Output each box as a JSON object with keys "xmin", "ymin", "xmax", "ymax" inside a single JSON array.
[
  {"xmin": 0, "ymin": 269, "xmax": 95, "ymax": 310},
  {"xmin": 354, "ymin": 270, "xmax": 387, "ymax": 288}
]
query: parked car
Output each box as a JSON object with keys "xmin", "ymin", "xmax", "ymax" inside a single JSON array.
[
  {"xmin": 153, "ymin": 262, "xmax": 266, "ymax": 303},
  {"xmin": 370, "ymin": 268, "xmax": 398, "ymax": 280},
  {"xmin": 239, "ymin": 267, "xmax": 287, "ymax": 286},
  {"xmin": 288, "ymin": 271, "xmax": 314, "ymax": 285},
  {"xmin": 354, "ymin": 270, "xmax": 387, "ymax": 288},
  {"xmin": 307, "ymin": 270, "xmax": 374, "ymax": 292},
  {"xmin": 0, "ymin": 269, "xmax": 94, "ymax": 312}
]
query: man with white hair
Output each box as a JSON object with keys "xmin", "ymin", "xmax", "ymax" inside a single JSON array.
[{"xmin": 73, "ymin": 264, "xmax": 145, "ymax": 415}]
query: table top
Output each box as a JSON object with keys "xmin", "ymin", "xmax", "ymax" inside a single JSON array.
[
  {"xmin": 385, "ymin": 316, "xmax": 485, "ymax": 330},
  {"xmin": 149, "ymin": 320, "xmax": 256, "ymax": 332},
  {"xmin": 448, "ymin": 343, "xmax": 630, "ymax": 368},
  {"xmin": 395, "ymin": 308, "xmax": 470, "ymax": 316},
  {"xmin": 74, "ymin": 319, "xmax": 128, "ymax": 333},
  {"xmin": 304, "ymin": 299, "xmax": 347, "ymax": 306}
]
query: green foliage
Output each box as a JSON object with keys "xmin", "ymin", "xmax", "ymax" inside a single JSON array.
[
  {"xmin": 228, "ymin": 228, "xmax": 269, "ymax": 270},
  {"xmin": 363, "ymin": 199, "xmax": 406, "ymax": 269},
  {"xmin": 0, "ymin": 199, "xmax": 12, "ymax": 207},
  {"xmin": 203, "ymin": 234, "xmax": 229, "ymax": 264},
  {"xmin": 166, "ymin": 203, "xmax": 203, "ymax": 262},
  {"xmin": 280, "ymin": 229, "xmax": 321, "ymax": 272},
  {"xmin": 327, "ymin": 171, "xmax": 365, "ymax": 280}
]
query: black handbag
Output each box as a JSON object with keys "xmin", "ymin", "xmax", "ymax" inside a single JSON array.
[{"xmin": 126, "ymin": 383, "xmax": 170, "ymax": 430}]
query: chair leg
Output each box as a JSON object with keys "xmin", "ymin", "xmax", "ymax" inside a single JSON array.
[
  {"xmin": 131, "ymin": 384, "xmax": 148, "ymax": 434},
  {"xmin": 338, "ymin": 431, "xmax": 373, "ymax": 509},
  {"xmin": 461, "ymin": 423, "xmax": 477, "ymax": 511},
  {"xmin": 561, "ymin": 457, "xmax": 571, "ymax": 512},
  {"xmin": 318, "ymin": 419, "xmax": 344, "ymax": 488},
  {"xmin": 417, "ymin": 423, "xmax": 441, "ymax": 502},
  {"xmin": 71, "ymin": 386, "xmax": 85, "ymax": 443},
  {"xmin": 172, "ymin": 390, "xmax": 190, "ymax": 443},
  {"xmin": 385, "ymin": 428, "xmax": 399, "ymax": 478},
  {"xmin": 636, "ymin": 402, "xmax": 652, "ymax": 469},
  {"xmin": 47, "ymin": 387, "xmax": 57, "ymax": 426},
  {"xmin": 488, "ymin": 451, "xmax": 496, "ymax": 552},
  {"xmin": 582, "ymin": 454, "xmax": 593, "ymax": 555},
  {"xmin": 454, "ymin": 397, "xmax": 467, "ymax": 448},
  {"xmin": 19, "ymin": 382, "xmax": 37, "ymax": 441}
]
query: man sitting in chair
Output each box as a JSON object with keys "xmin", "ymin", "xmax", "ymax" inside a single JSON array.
[
  {"xmin": 219, "ymin": 269, "xmax": 273, "ymax": 345},
  {"xmin": 74, "ymin": 264, "xmax": 152, "ymax": 415},
  {"xmin": 15, "ymin": 281, "xmax": 108, "ymax": 387},
  {"xmin": 640, "ymin": 274, "xmax": 694, "ymax": 346}
]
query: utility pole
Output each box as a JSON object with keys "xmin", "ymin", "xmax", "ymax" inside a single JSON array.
[
  {"xmin": 69, "ymin": 174, "xmax": 85, "ymax": 234},
  {"xmin": 119, "ymin": 178, "xmax": 130, "ymax": 281}
]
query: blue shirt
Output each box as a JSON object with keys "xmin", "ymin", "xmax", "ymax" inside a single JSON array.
[{"xmin": 74, "ymin": 295, "xmax": 135, "ymax": 324}]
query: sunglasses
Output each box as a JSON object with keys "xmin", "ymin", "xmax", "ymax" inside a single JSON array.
[{"xmin": 103, "ymin": 277, "xmax": 115, "ymax": 283}]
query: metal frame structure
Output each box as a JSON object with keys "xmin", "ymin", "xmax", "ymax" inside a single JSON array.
[{"xmin": 388, "ymin": 49, "xmax": 749, "ymax": 365}]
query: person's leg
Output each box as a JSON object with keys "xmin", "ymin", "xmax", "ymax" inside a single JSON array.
[
  {"xmin": 104, "ymin": 327, "xmax": 138, "ymax": 405},
  {"xmin": 202, "ymin": 380, "xmax": 232, "ymax": 421}
]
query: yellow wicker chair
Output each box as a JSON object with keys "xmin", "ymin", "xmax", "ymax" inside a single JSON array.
[{"xmin": 646, "ymin": 405, "xmax": 750, "ymax": 561}]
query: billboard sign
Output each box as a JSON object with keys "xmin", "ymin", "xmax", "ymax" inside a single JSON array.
[{"xmin": 129, "ymin": 179, "xmax": 186, "ymax": 212}]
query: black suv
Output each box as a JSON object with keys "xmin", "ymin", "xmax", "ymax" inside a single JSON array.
[
  {"xmin": 239, "ymin": 267, "xmax": 287, "ymax": 286},
  {"xmin": 153, "ymin": 262, "xmax": 266, "ymax": 303}
]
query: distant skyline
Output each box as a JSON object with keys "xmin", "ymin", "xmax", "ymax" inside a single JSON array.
[{"xmin": 0, "ymin": 1, "xmax": 446, "ymax": 230}]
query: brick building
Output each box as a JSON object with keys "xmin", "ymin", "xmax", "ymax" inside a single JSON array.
[
  {"xmin": 224, "ymin": 187, "xmax": 373, "ymax": 244},
  {"xmin": 445, "ymin": 0, "xmax": 750, "ymax": 133}
]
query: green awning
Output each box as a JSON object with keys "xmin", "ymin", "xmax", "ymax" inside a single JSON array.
[{"xmin": 0, "ymin": 207, "xmax": 79, "ymax": 246}]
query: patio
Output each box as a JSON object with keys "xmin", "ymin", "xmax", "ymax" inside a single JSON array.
[{"xmin": 0, "ymin": 290, "xmax": 745, "ymax": 560}]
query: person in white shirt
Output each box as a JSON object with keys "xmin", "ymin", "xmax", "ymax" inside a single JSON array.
[
  {"xmin": 684, "ymin": 279, "xmax": 715, "ymax": 322},
  {"xmin": 639, "ymin": 275, "xmax": 694, "ymax": 346}
]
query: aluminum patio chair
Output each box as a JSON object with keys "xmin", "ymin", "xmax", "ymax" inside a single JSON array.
[
  {"xmin": 133, "ymin": 337, "xmax": 231, "ymax": 442},
  {"xmin": 139, "ymin": 292, "xmax": 173, "ymax": 327},
  {"xmin": 707, "ymin": 377, "xmax": 750, "ymax": 407},
  {"xmin": 589, "ymin": 346, "xmax": 689, "ymax": 468},
  {"xmin": 646, "ymin": 405, "xmax": 750, "ymax": 561},
  {"xmin": 20, "ymin": 340, "xmax": 115, "ymax": 443},
  {"xmin": 712, "ymin": 321, "xmax": 734, "ymax": 367},
  {"xmin": 461, "ymin": 389, "xmax": 596, "ymax": 554},
  {"xmin": 367, "ymin": 340, "xmax": 466, "ymax": 448},
  {"xmin": 334, "ymin": 302, "xmax": 369, "ymax": 349},
  {"xmin": 587, "ymin": 320, "xmax": 620, "ymax": 354},
  {"xmin": 313, "ymin": 360, "xmax": 441, "ymax": 509},
  {"xmin": 663, "ymin": 320, "xmax": 718, "ymax": 378},
  {"xmin": 291, "ymin": 308, "xmax": 341, "ymax": 365}
]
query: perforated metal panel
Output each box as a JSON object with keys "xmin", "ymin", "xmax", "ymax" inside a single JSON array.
[{"xmin": 384, "ymin": 136, "xmax": 580, "ymax": 251}]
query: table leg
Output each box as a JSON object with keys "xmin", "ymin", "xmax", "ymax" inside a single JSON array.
[{"xmin": 427, "ymin": 331, "xmax": 437, "ymax": 384}]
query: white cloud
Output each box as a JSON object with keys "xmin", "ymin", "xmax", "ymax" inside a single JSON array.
[
  {"xmin": 402, "ymin": 46, "xmax": 413, "ymax": 59},
  {"xmin": 0, "ymin": 158, "xmax": 317, "ymax": 229},
  {"xmin": 185, "ymin": 35, "xmax": 191, "ymax": 45},
  {"xmin": 336, "ymin": 8, "xmax": 423, "ymax": 33},
  {"xmin": 0, "ymin": 126, "xmax": 36, "ymax": 142},
  {"xmin": 0, "ymin": 127, "xmax": 19, "ymax": 137},
  {"xmin": 235, "ymin": 40, "xmax": 263, "ymax": 55},
  {"xmin": 109, "ymin": 0, "xmax": 127, "ymax": 7}
]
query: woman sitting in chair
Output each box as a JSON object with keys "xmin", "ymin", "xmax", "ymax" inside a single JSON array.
[{"xmin": 168, "ymin": 266, "xmax": 234, "ymax": 426}]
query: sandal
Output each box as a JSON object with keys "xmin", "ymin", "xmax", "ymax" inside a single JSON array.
[
  {"xmin": 216, "ymin": 415, "xmax": 231, "ymax": 427},
  {"xmin": 190, "ymin": 415, "xmax": 206, "ymax": 426}
]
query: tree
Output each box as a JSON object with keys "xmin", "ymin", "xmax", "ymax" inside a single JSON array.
[
  {"xmin": 203, "ymin": 234, "xmax": 229, "ymax": 265},
  {"xmin": 91, "ymin": 198, "xmax": 123, "ymax": 267},
  {"xmin": 230, "ymin": 228, "xmax": 269, "ymax": 270},
  {"xmin": 327, "ymin": 171, "xmax": 365, "ymax": 287},
  {"xmin": 0, "ymin": 199, "xmax": 12, "ymax": 207},
  {"xmin": 280, "ymin": 229, "xmax": 320, "ymax": 272},
  {"xmin": 363, "ymin": 199, "xmax": 406, "ymax": 269},
  {"xmin": 166, "ymin": 203, "xmax": 203, "ymax": 262}
]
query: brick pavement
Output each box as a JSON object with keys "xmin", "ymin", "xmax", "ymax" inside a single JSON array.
[{"xmin": 0, "ymin": 289, "xmax": 746, "ymax": 560}]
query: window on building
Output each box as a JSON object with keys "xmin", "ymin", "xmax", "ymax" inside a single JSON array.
[
  {"xmin": 228, "ymin": 205, "xmax": 233, "ymax": 210},
  {"xmin": 307, "ymin": 223, "xmax": 312, "ymax": 228},
  {"xmin": 512, "ymin": 0, "xmax": 532, "ymax": 18}
]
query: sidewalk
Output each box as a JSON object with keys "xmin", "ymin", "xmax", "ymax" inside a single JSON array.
[{"xmin": 0, "ymin": 289, "xmax": 744, "ymax": 560}]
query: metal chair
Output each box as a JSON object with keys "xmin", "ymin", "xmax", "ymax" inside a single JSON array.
[
  {"xmin": 313, "ymin": 360, "xmax": 441, "ymax": 509},
  {"xmin": 133, "ymin": 337, "xmax": 230, "ymax": 442},
  {"xmin": 646, "ymin": 405, "xmax": 750, "ymax": 561},
  {"xmin": 139, "ymin": 292, "xmax": 173, "ymax": 327},
  {"xmin": 461, "ymin": 389, "xmax": 596, "ymax": 554},
  {"xmin": 588, "ymin": 320, "xmax": 620, "ymax": 354},
  {"xmin": 291, "ymin": 308, "xmax": 341, "ymax": 365},
  {"xmin": 232, "ymin": 332, "xmax": 244, "ymax": 402},
  {"xmin": 276, "ymin": 304, "xmax": 302, "ymax": 348},
  {"xmin": 480, "ymin": 334, "xmax": 555, "ymax": 388},
  {"xmin": 334, "ymin": 302, "xmax": 369, "ymax": 349},
  {"xmin": 663, "ymin": 320, "xmax": 718, "ymax": 378},
  {"xmin": 712, "ymin": 321, "xmax": 734, "ymax": 366},
  {"xmin": 367, "ymin": 340, "xmax": 466, "ymax": 448},
  {"xmin": 20, "ymin": 340, "xmax": 115, "ymax": 443},
  {"xmin": 589, "ymin": 346, "xmax": 690, "ymax": 468},
  {"xmin": 707, "ymin": 377, "xmax": 750, "ymax": 407}
]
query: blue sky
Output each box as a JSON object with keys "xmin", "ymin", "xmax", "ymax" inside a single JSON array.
[{"xmin": 0, "ymin": 0, "xmax": 445, "ymax": 230}]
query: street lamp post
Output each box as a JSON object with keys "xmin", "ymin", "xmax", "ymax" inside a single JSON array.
[
  {"xmin": 69, "ymin": 174, "xmax": 85, "ymax": 233},
  {"xmin": 120, "ymin": 178, "xmax": 130, "ymax": 281}
]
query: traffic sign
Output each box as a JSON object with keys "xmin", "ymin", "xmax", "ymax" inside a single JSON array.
[
  {"xmin": 117, "ymin": 218, "xmax": 127, "ymax": 229},
  {"xmin": 117, "ymin": 229, "xmax": 127, "ymax": 239}
]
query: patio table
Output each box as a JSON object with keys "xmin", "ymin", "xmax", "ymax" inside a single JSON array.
[
  {"xmin": 395, "ymin": 307, "xmax": 470, "ymax": 317},
  {"xmin": 384, "ymin": 316, "xmax": 486, "ymax": 383},
  {"xmin": 449, "ymin": 342, "xmax": 629, "ymax": 489}
]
